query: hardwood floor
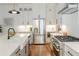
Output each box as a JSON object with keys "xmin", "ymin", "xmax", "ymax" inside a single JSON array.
[{"xmin": 29, "ymin": 43, "xmax": 52, "ymax": 56}]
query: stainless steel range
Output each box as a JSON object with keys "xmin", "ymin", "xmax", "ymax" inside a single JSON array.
[{"xmin": 52, "ymin": 36, "xmax": 79, "ymax": 56}]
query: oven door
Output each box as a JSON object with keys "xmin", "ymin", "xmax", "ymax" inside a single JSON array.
[{"xmin": 53, "ymin": 43, "xmax": 60, "ymax": 56}]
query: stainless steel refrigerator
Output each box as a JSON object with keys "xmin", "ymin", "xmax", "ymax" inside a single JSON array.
[{"xmin": 33, "ymin": 17, "xmax": 45, "ymax": 44}]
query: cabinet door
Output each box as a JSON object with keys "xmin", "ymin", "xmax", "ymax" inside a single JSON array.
[
  {"xmin": 20, "ymin": 44, "xmax": 29, "ymax": 56},
  {"xmin": 32, "ymin": 4, "xmax": 46, "ymax": 18},
  {"xmin": 63, "ymin": 45, "xmax": 79, "ymax": 56},
  {"xmin": 20, "ymin": 46, "xmax": 26, "ymax": 56},
  {"xmin": 14, "ymin": 14, "xmax": 26, "ymax": 25},
  {"xmin": 27, "ymin": 9, "xmax": 33, "ymax": 25},
  {"xmin": 46, "ymin": 4, "xmax": 56, "ymax": 25},
  {"xmin": 25, "ymin": 44, "xmax": 29, "ymax": 56},
  {"xmin": 0, "ymin": 18, "xmax": 3, "ymax": 25},
  {"xmin": 14, "ymin": 4, "xmax": 33, "ymax": 25},
  {"xmin": 11, "ymin": 48, "xmax": 21, "ymax": 56}
]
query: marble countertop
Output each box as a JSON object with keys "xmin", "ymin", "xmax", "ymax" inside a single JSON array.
[
  {"xmin": 64, "ymin": 42, "xmax": 79, "ymax": 55},
  {"xmin": 0, "ymin": 33, "xmax": 31, "ymax": 56}
]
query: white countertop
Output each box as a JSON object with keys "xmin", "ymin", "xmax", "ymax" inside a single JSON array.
[
  {"xmin": 0, "ymin": 33, "xmax": 31, "ymax": 56},
  {"xmin": 64, "ymin": 42, "xmax": 79, "ymax": 54}
]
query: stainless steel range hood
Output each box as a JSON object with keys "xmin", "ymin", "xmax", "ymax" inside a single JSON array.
[{"xmin": 58, "ymin": 3, "xmax": 78, "ymax": 14}]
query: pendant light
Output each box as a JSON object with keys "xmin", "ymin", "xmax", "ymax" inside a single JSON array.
[{"xmin": 8, "ymin": 3, "xmax": 20, "ymax": 14}]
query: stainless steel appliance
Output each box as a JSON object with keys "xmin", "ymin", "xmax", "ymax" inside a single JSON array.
[
  {"xmin": 58, "ymin": 3, "xmax": 78, "ymax": 14},
  {"xmin": 52, "ymin": 36, "xmax": 79, "ymax": 56},
  {"xmin": 33, "ymin": 17, "xmax": 45, "ymax": 44}
]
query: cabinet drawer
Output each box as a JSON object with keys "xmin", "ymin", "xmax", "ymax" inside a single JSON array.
[
  {"xmin": 64, "ymin": 45, "xmax": 79, "ymax": 56},
  {"xmin": 11, "ymin": 47, "xmax": 21, "ymax": 56}
]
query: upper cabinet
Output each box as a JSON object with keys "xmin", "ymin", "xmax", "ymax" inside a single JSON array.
[
  {"xmin": 14, "ymin": 4, "xmax": 46, "ymax": 25},
  {"xmin": 0, "ymin": 17, "xmax": 3, "ymax": 25},
  {"xmin": 46, "ymin": 4, "xmax": 56, "ymax": 25},
  {"xmin": 14, "ymin": 4, "xmax": 33, "ymax": 25},
  {"xmin": 32, "ymin": 4, "xmax": 46, "ymax": 18},
  {"xmin": 0, "ymin": 4, "xmax": 33, "ymax": 26}
]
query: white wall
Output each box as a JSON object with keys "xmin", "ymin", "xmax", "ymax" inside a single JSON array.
[{"xmin": 62, "ymin": 12, "xmax": 79, "ymax": 38}]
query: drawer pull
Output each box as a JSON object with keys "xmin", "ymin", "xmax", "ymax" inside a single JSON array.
[
  {"xmin": 19, "ymin": 54, "xmax": 21, "ymax": 56},
  {"xmin": 16, "ymin": 49, "xmax": 20, "ymax": 54},
  {"xmin": 68, "ymin": 51, "xmax": 73, "ymax": 56}
]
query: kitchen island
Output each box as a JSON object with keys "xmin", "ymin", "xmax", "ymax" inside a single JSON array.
[{"xmin": 0, "ymin": 33, "xmax": 32, "ymax": 56}]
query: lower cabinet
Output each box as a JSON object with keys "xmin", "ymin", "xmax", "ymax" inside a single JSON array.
[
  {"xmin": 63, "ymin": 45, "xmax": 79, "ymax": 56},
  {"xmin": 11, "ymin": 47, "xmax": 21, "ymax": 56},
  {"xmin": 11, "ymin": 34, "xmax": 33, "ymax": 56},
  {"xmin": 20, "ymin": 44, "xmax": 28, "ymax": 56},
  {"xmin": 20, "ymin": 46, "xmax": 26, "ymax": 56},
  {"xmin": 28, "ymin": 35, "xmax": 33, "ymax": 55},
  {"xmin": 11, "ymin": 44, "xmax": 28, "ymax": 56}
]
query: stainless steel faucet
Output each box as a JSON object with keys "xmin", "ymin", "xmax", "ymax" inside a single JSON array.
[{"xmin": 8, "ymin": 28, "xmax": 15, "ymax": 39}]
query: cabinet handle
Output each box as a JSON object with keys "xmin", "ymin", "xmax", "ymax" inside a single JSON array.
[
  {"xmin": 16, "ymin": 49, "xmax": 20, "ymax": 54},
  {"xmin": 68, "ymin": 51, "xmax": 73, "ymax": 56},
  {"xmin": 19, "ymin": 54, "xmax": 21, "ymax": 56},
  {"xmin": 25, "ymin": 46, "xmax": 26, "ymax": 54}
]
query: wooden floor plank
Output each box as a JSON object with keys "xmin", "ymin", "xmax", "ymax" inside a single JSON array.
[{"xmin": 29, "ymin": 43, "xmax": 52, "ymax": 56}]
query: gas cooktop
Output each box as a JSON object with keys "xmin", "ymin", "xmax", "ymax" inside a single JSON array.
[{"xmin": 54, "ymin": 36, "xmax": 79, "ymax": 42}]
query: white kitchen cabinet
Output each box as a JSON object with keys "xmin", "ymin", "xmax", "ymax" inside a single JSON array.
[
  {"xmin": 63, "ymin": 44, "xmax": 79, "ymax": 56},
  {"xmin": 17, "ymin": 4, "xmax": 32, "ymax": 25},
  {"xmin": 49, "ymin": 38, "xmax": 53, "ymax": 55},
  {"xmin": 11, "ymin": 43, "xmax": 29, "ymax": 56},
  {"xmin": 11, "ymin": 46, "xmax": 27, "ymax": 56},
  {"xmin": 11, "ymin": 47, "xmax": 21, "ymax": 56},
  {"xmin": 0, "ymin": 4, "xmax": 46, "ymax": 26},
  {"xmin": 20, "ymin": 42, "xmax": 29, "ymax": 56},
  {"xmin": 28, "ymin": 34, "xmax": 33, "ymax": 55},
  {"xmin": 21, "ymin": 35, "xmax": 32, "ymax": 56},
  {"xmin": 28, "ymin": 34, "xmax": 33, "ymax": 44},
  {"xmin": 0, "ymin": 4, "xmax": 17, "ymax": 26},
  {"xmin": 25, "ymin": 44, "xmax": 29, "ymax": 55},
  {"xmin": 32, "ymin": 4, "xmax": 46, "ymax": 18},
  {"xmin": 20, "ymin": 46, "xmax": 26, "ymax": 56},
  {"xmin": 0, "ymin": 18, "xmax": 3, "ymax": 25},
  {"xmin": 46, "ymin": 4, "xmax": 56, "ymax": 25},
  {"xmin": 15, "ymin": 11, "xmax": 32, "ymax": 25}
]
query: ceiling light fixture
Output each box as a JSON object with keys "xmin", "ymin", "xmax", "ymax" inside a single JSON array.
[{"xmin": 8, "ymin": 3, "xmax": 20, "ymax": 14}]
